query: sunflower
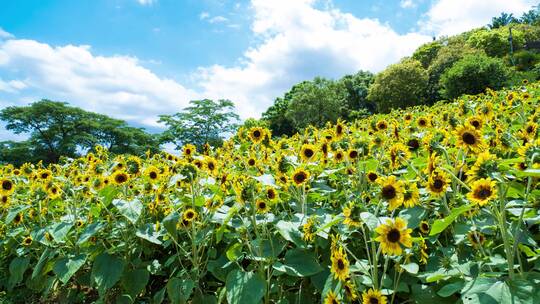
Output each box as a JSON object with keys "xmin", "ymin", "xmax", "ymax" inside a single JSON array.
[
  {"xmin": 467, "ymin": 178, "xmax": 497, "ymax": 206},
  {"xmin": 255, "ymin": 200, "xmax": 270, "ymax": 213},
  {"xmin": 417, "ymin": 116, "xmax": 429, "ymax": 128},
  {"xmin": 13, "ymin": 213, "xmax": 23, "ymax": 225},
  {"xmin": 75, "ymin": 219, "xmax": 84, "ymax": 228},
  {"xmin": 183, "ymin": 144, "xmax": 196, "ymax": 157},
  {"xmin": 366, "ymin": 171, "xmax": 379, "ymax": 183},
  {"xmin": 467, "ymin": 151, "xmax": 497, "ymax": 181},
  {"xmin": 292, "ymin": 168, "xmax": 310, "ymax": 186},
  {"xmin": 145, "ymin": 166, "xmax": 160, "ymax": 181},
  {"xmin": 403, "ymin": 182, "xmax": 420, "ymax": 208},
  {"xmin": 302, "ymin": 217, "xmax": 317, "ymax": 242},
  {"xmin": 375, "ymin": 217, "xmax": 412, "ymax": 256},
  {"xmin": 183, "ymin": 208, "xmax": 198, "ymax": 222},
  {"xmin": 467, "ymin": 115, "xmax": 483, "ymax": 130},
  {"xmin": 248, "ymin": 127, "xmax": 266, "ymax": 144},
  {"xmin": 362, "ymin": 289, "xmax": 387, "ymax": 304},
  {"xmin": 205, "ymin": 197, "xmax": 223, "ymax": 212},
  {"xmin": 324, "ymin": 290, "xmax": 340, "ymax": 304},
  {"xmin": 388, "ymin": 143, "xmax": 410, "ymax": 169},
  {"xmin": 347, "ymin": 148, "xmax": 359, "ymax": 162},
  {"xmin": 378, "ymin": 175, "xmax": 404, "ymax": 210},
  {"xmin": 22, "ymin": 236, "xmax": 33, "ymax": 246},
  {"xmin": 112, "ymin": 171, "xmax": 129, "ymax": 185},
  {"xmin": 426, "ymin": 170, "xmax": 449, "ymax": 197},
  {"xmin": 265, "ymin": 187, "xmax": 278, "ymax": 201},
  {"xmin": 47, "ymin": 184, "xmax": 62, "ymax": 199},
  {"xmin": 330, "ymin": 246, "xmax": 350, "ymax": 281},
  {"xmin": 334, "ymin": 149, "xmax": 345, "ymax": 163},
  {"xmin": 344, "ymin": 280, "xmax": 358, "ymax": 301},
  {"xmin": 467, "ymin": 230, "xmax": 486, "ymax": 247},
  {"xmin": 0, "ymin": 178, "xmax": 14, "ymax": 196},
  {"xmin": 300, "ymin": 144, "xmax": 317, "ymax": 162},
  {"xmin": 455, "ymin": 125, "xmax": 485, "ymax": 153},
  {"xmin": 335, "ymin": 121, "xmax": 346, "ymax": 138},
  {"xmin": 411, "ymin": 221, "xmax": 427, "ymax": 236},
  {"xmin": 0, "ymin": 194, "xmax": 10, "ymax": 208},
  {"xmin": 37, "ymin": 169, "xmax": 53, "ymax": 181},
  {"xmin": 376, "ymin": 120, "xmax": 388, "ymax": 131},
  {"xmin": 343, "ymin": 202, "xmax": 361, "ymax": 227}
]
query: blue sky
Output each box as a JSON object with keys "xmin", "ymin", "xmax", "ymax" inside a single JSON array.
[{"xmin": 0, "ymin": 0, "xmax": 537, "ymax": 139}]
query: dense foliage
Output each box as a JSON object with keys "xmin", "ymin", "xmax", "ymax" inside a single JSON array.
[
  {"xmin": 2, "ymin": 82, "xmax": 540, "ymax": 303},
  {"xmin": 0, "ymin": 100, "xmax": 160, "ymax": 166}
]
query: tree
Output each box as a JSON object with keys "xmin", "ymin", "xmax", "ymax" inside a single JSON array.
[
  {"xmin": 439, "ymin": 54, "xmax": 508, "ymax": 100},
  {"xmin": 412, "ymin": 41, "xmax": 443, "ymax": 68},
  {"xmin": 284, "ymin": 77, "xmax": 347, "ymax": 131},
  {"xmin": 489, "ymin": 12, "xmax": 517, "ymax": 29},
  {"xmin": 367, "ymin": 59, "xmax": 428, "ymax": 112},
  {"xmin": 0, "ymin": 100, "xmax": 159, "ymax": 164},
  {"xmin": 159, "ymin": 99, "xmax": 239, "ymax": 149},
  {"xmin": 338, "ymin": 71, "xmax": 375, "ymax": 117},
  {"xmin": 262, "ymin": 97, "xmax": 295, "ymax": 137},
  {"xmin": 520, "ymin": 9, "xmax": 540, "ymax": 25}
]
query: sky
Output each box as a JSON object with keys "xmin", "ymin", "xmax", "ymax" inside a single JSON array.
[{"xmin": 0, "ymin": 0, "xmax": 537, "ymax": 140}]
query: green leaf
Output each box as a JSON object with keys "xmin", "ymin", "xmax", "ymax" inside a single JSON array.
[
  {"xmin": 438, "ymin": 281, "xmax": 464, "ymax": 297},
  {"xmin": 48, "ymin": 221, "xmax": 74, "ymax": 243},
  {"xmin": 226, "ymin": 269, "xmax": 266, "ymax": 304},
  {"xmin": 5, "ymin": 205, "xmax": 30, "ymax": 224},
  {"xmin": 278, "ymin": 248, "xmax": 322, "ymax": 277},
  {"xmin": 92, "ymin": 253, "xmax": 125, "ymax": 296},
  {"xmin": 122, "ymin": 269, "xmax": 149, "ymax": 299},
  {"xmin": 276, "ymin": 220, "xmax": 304, "ymax": 247},
  {"xmin": 32, "ymin": 248, "xmax": 53, "ymax": 279},
  {"xmin": 77, "ymin": 222, "xmax": 106, "ymax": 245},
  {"xmin": 400, "ymin": 263, "xmax": 419, "ymax": 275},
  {"xmin": 53, "ymin": 254, "xmax": 87, "ymax": 284},
  {"xmin": 8, "ymin": 257, "xmax": 29, "ymax": 289},
  {"xmin": 112, "ymin": 198, "xmax": 143, "ymax": 224},
  {"xmin": 519, "ymin": 169, "xmax": 540, "ymax": 177},
  {"xmin": 162, "ymin": 211, "xmax": 180, "ymax": 241},
  {"xmin": 430, "ymin": 204, "xmax": 472, "ymax": 236},
  {"xmin": 136, "ymin": 224, "xmax": 163, "ymax": 245},
  {"xmin": 226, "ymin": 243, "xmax": 243, "ymax": 261},
  {"xmin": 167, "ymin": 277, "xmax": 195, "ymax": 304},
  {"xmin": 99, "ymin": 185, "xmax": 119, "ymax": 206}
]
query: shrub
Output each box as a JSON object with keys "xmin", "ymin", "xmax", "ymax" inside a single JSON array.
[{"xmin": 440, "ymin": 54, "xmax": 508, "ymax": 99}]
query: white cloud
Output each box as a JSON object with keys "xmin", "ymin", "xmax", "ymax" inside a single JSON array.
[
  {"xmin": 195, "ymin": 0, "xmax": 431, "ymax": 118},
  {"xmin": 0, "ymin": 39, "xmax": 197, "ymax": 128},
  {"xmin": 0, "ymin": 27, "xmax": 14, "ymax": 39},
  {"xmin": 420, "ymin": 0, "xmax": 536, "ymax": 36},
  {"xmin": 137, "ymin": 0, "xmax": 156, "ymax": 6},
  {"xmin": 199, "ymin": 12, "xmax": 210, "ymax": 20},
  {"xmin": 400, "ymin": 0, "xmax": 416, "ymax": 9},
  {"xmin": 209, "ymin": 16, "xmax": 229, "ymax": 24}
]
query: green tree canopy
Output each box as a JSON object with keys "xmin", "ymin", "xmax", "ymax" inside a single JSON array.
[
  {"xmin": 439, "ymin": 54, "xmax": 509, "ymax": 100},
  {"xmin": 158, "ymin": 99, "xmax": 240, "ymax": 149},
  {"xmin": 0, "ymin": 100, "xmax": 159, "ymax": 164},
  {"xmin": 367, "ymin": 59, "xmax": 428, "ymax": 112}
]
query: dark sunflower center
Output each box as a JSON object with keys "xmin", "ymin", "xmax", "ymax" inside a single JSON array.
[
  {"xmin": 349, "ymin": 150, "xmax": 358, "ymax": 159},
  {"xmin": 381, "ymin": 185, "xmax": 396, "ymax": 200},
  {"xmin": 337, "ymin": 259, "xmax": 345, "ymax": 270},
  {"xmin": 462, "ymin": 132, "xmax": 476, "ymax": 145},
  {"xmin": 336, "ymin": 153, "xmax": 343, "ymax": 160},
  {"xmin": 1, "ymin": 196, "xmax": 7, "ymax": 203},
  {"xmin": 421, "ymin": 223, "xmax": 429, "ymax": 231},
  {"xmin": 267, "ymin": 190, "xmax": 275, "ymax": 199},
  {"xmin": 253, "ymin": 130, "xmax": 261, "ymax": 138},
  {"xmin": 115, "ymin": 174, "xmax": 127, "ymax": 183},
  {"xmin": 419, "ymin": 119, "xmax": 426, "ymax": 126},
  {"xmin": 208, "ymin": 163, "xmax": 215, "ymax": 170},
  {"xmin": 407, "ymin": 139, "xmax": 420, "ymax": 151},
  {"xmin": 368, "ymin": 173, "xmax": 378, "ymax": 182},
  {"xmin": 258, "ymin": 202, "xmax": 267, "ymax": 209},
  {"xmin": 2, "ymin": 180, "xmax": 12, "ymax": 191},
  {"xmin": 149, "ymin": 172, "xmax": 158, "ymax": 179},
  {"xmin": 475, "ymin": 186, "xmax": 492, "ymax": 200},
  {"xmin": 472, "ymin": 120, "xmax": 480, "ymax": 128},
  {"xmin": 304, "ymin": 149, "xmax": 314, "ymax": 158},
  {"xmin": 370, "ymin": 297, "xmax": 380, "ymax": 304},
  {"xmin": 186, "ymin": 212, "xmax": 194, "ymax": 219},
  {"xmin": 248, "ymin": 159, "xmax": 255, "ymax": 166},
  {"xmin": 51, "ymin": 188, "xmax": 57, "ymax": 194},
  {"xmin": 404, "ymin": 191, "xmax": 412, "ymax": 200},
  {"xmin": 387, "ymin": 228, "xmax": 401, "ymax": 243},
  {"xmin": 433, "ymin": 178, "xmax": 444, "ymax": 190},
  {"xmin": 294, "ymin": 172, "xmax": 307, "ymax": 183},
  {"xmin": 186, "ymin": 148, "xmax": 191, "ymax": 155},
  {"xmin": 527, "ymin": 126, "xmax": 534, "ymax": 133},
  {"xmin": 337, "ymin": 125, "xmax": 343, "ymax": 135}
]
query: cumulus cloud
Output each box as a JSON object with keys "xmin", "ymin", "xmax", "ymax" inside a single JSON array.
[
  {"xmin": 209, "ymin": 16, "xmax": 229, "ymax": 24},
  {"xmin": 420, "ymin": 0, "xmax": 536, "ymax": 36},
  {"xmin": 0, "ymin": 39, "xmax": 197, "ymax": 129},
  {"xmin": 0, "ymin": 27, "xmax": 14, "ymax": 39},
  {"xmin": 137, "ymin": 0, "xmax": 156, "ymax": 6},
  {"xmin": 400, "ymin": 0, "xmax": 416, "ymax": 9},
  {"xmin": 195, "ymin": 0, "xmax": 431, "ymax": 118}
]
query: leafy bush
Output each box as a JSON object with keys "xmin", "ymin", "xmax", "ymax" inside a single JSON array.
[
  {"xmin": 467, "ymin": 27, "xmax": 525, "ymax": 57},
  {"xmin": 412, "ymin": 41, "xmax": 443, "ymax": 68},
  {"xmin": 440, "ymin": 54, "xmax": 508, "ymax": 99},
  {"xmin": 367, "ymin": 59, "xmax": 428, "ymax": 112}
]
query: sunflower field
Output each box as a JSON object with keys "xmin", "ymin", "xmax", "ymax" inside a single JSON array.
[{"xmin": 2, "ymin": 82, "xmax": 540, "ymax": 304}]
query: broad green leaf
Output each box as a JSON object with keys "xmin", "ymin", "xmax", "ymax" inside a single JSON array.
[
  {"xmin": 167, "ymin": 277, "xmax": 195, "ymax": 304},
  {"xmin": 122, "ymin": 269, "xmax": 149, "ymax": 299},
  {"xmin": 99, "ymin": 186, "xmax": 119, "ymax": 206},
  {"xmin": 53, "ymin": 254, "xmax": 87, "ymax": 284},
  {"xmin": 92, "ymin": 253, "xmax": 124, "ymax": 296},
  {"xmin": 438, "ymin": 281, "xmax": 464, "ymax": 297},
  {"xmin": 276, "ymin": 220, "xmax": 304, "ymax": 247},
  {"xmin": 226, "ymin": 269, "xmax": 266, "ymax": 304},
  {"xmin": 162, "ymin": 211, "xmax": 180, "ymax": 241},
  {"xmin": 226, "ymin": 243, "xmax": 243, "ymax": 261},
  {"xmin": 48, "ymin": 221, "xmax": 74, "ymax": 242},
  {"xmin": 5, "ymin": 205, "xmax": 30, "ymax": 224},
  {"xmin": 77, "ymin": 222, "xmax": 106, "ymax": 245},
  {"xmin": 277, "ymin": 248, "xmax": 322, "ymax": 277},
  {"xmin": 430, "ymin": 204, "xmax": 472, "ymax": 236},
  {"xmin": 136, "ymin": 224, "xmax": 163, "ymax": 245},
  {"xmin": 400, "ymin": 262, "xmax": 419, "ymax": 275},
  {"xmin": 32, "ymin": 248, "xmax": 53, "ymax": 279},
  {"xmin": 112, "ymin": 198, "xmax": 143, "ymax": 224},
  {"xmin": 9, "ymin": 257, "xmax": 30, "ymax": 289}
]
